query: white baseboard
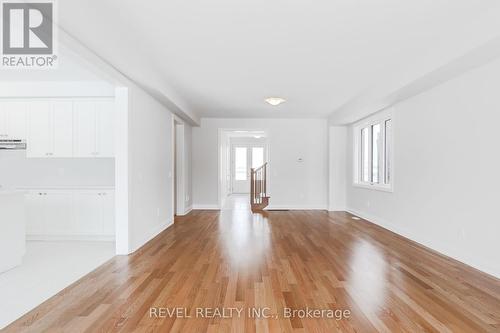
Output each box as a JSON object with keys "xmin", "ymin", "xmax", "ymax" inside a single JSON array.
[
  {"xmin": 184, "ymin": 205, "xmax": 193, "ymax": 215},
  {"xmin": 26, "ymin": 234, "xmax": 115, "ymax": 242},
  {"xmin": 175, "ymin": 205, "xmax": 193, "ymax": 216},
  {"xmin": 192, "ymin": 204, "xmax": 220, "ymax": 210},
  {"xmin": 129, "ymin": 218, "xmax": 174, "ymax": 253},
  {"xmin": 266, "ymin": 205, "xmax": 328, "ymax": 211},
  {"xmin": 346, "ymin": 207, "xmax": 500, "ymax": 279},
  {"xmin": 0, "ymin": 254, "xmax": 23, "ymax": 273}
]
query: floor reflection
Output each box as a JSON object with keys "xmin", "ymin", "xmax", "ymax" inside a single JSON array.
[
  {"xmin": 345, "ymin": 238, "xmax": 389, "ymax": 313},
  {"xmin": 218, "ymin": 195, "xmax": 270, "ymax": 269}
]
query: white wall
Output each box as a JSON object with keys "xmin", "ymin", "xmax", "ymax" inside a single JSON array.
[
  {"xmin": 329, "ymin": 126, "xmax": 347, "ymax": 211},
  {"xmin": 193, "ymin": 118, "xmax": 329, "ymax": 209},
  {"xmin": 345, "ymin": 56, "xmax": 500, "ymax": 278},
  {"xmin": 126, "ymin": 86, "xmax": 175, "ymax": 252}
]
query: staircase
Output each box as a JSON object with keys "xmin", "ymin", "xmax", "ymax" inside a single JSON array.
[{"xmin": 250, "ymin": 163, "xmax": 270, "ymax": 211}]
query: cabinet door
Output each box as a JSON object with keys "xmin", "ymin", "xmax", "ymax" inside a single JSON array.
[
  {"xmin": 101, "ymin": 191, "xmax": 115, "ymax": 235},
  {"xmin": 5, "ymin": 102, "xmax": 27, "ymax": 140},
  {"xmin": 51, "ymin": 101, "xmax": 73, "ymax": 157},
  {"xmin": 73, "ymin": 101, "xmax": 96, "ymax": 157},
  {"xmin": 25, "ymin": 192, "xmax": 46, "ymax": 235},
  {"xmin": 44, "ymin": 192, "xmax": 73, "ymax": 235},
  {"xmin": 96, "ymin": 101, "xmax": 114, "ymax": 157},
  {"xmin": 27, "ymin": 101, "xmax": 52, "ymax": 158},
  {"xmin": 73, "ymin": 191, "xmax": 102, "ymax": 234}
]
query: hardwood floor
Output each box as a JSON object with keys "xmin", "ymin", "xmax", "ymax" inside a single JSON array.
[{"xmin": 5, "ymin": 196, "xmax": 500, "ymax": 332}]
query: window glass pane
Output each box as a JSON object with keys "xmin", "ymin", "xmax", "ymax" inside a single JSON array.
[
  {"xmin": 372, "ymin": 124, "xmax": 381, "ymax": 183},
  {"xmin": 252, "ymin": 147, "xmax": 264, "ymax": 169},
  {"xmin": 384, "ymin": 119, "xmax": 392, "ymax": 184},
  {"xmin": 361, "ymin": 127, "xmax": 370, "ymax": 182},
  {"xmin": 234, "ymin": 147, "xmax": 247, "ymax": 180}
]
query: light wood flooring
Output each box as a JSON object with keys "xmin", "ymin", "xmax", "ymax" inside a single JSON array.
[{"xmin": 4, "ymin": 196, "xmax": 500, "ymax": 332}]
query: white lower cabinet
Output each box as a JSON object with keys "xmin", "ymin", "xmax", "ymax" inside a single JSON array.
[
  {"xmin": 73, "ymin": 190, "xmax": 115, "ymax": 236},
  {"xmin": 25, "ymin": 188, "xmax": 115, "ymax": 241}
]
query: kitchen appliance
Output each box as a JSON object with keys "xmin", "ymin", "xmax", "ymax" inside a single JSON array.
[{"xmin": 0, "ymin": 139, "xmax": 26, "ymax": 150}]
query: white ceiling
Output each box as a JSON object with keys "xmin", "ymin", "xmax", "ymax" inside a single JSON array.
[{"xmin": 57, "ymin": 0, "xmax": 500, "ymax": 121}]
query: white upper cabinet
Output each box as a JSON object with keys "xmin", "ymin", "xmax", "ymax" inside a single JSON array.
[
  {"xmin": 27, "ymin": 101, "xmax": 74, "ymax": 158},
  {"xmin": 27, "ymin": 101, "xmax": 52, "ymax": 157},
  {"xmin": 25, "ymin": 98, "xmax": 114, "ymax": 158},
  {"xmin": 74, "ymin": 100, "xmax": 114, "ymax": 158},
  {"xmin": 52, "ymin": 101, "xmax": 74, "ymax": 157},
  {"xmin": 96, "ymin": 101, "xmax": 114, "ymax": 158},
  {"xmin": 0, "ymin": 101, "xmax": 27, "ymax": 140},
  {"xmin": 73, "ymin": 101, "xmax": 97, "ymax": 157}
]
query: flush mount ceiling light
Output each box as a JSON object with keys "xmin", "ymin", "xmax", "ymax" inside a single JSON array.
[{"xmin": 265, "ymin": 97, "xmax": 286, "ymax": 106}]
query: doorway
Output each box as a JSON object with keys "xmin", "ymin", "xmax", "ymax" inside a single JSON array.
[
  {"xmin": 218, "ymin": 129, "xmax": 269, "ymax": 208},
  {"xmin": 231, "ymin": 144, "xmax": 265, "ymax": 193}
]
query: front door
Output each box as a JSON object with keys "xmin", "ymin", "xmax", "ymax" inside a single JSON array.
[{"xmin": 231, "ymin": 145, "xmax": 265, "ymax": 193}]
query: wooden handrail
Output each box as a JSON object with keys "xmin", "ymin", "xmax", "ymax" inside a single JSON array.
[{"xmin": 251, "ymin": 163, "xmax": 268, "ymax": 208}]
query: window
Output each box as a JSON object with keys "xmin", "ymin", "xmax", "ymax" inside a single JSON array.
[
  {"xmin": 234, "ymin": 147, "xmax": 247, "ymax": 180},
  {"xmin": 354, "ymin": 115, "xmax": 392, "ymax": 191}
]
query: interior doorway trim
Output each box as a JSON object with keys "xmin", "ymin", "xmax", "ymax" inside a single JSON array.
[
  {"xmin": 217, "ymin": 128, "xmax": 270, "ymax": 209},
  {"xmin": 173, "ymin": 116, "xmax": 189, "ymax": 216}
]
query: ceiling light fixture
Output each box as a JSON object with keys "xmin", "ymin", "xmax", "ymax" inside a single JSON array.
[{"xmin": 265, "ymin": 97, "xmax": 286, "ymax": 106}]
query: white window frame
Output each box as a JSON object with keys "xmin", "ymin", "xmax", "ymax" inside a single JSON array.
[{"xmin": 353, "ymin": 110, "xmax": 393, "ymax": 192}]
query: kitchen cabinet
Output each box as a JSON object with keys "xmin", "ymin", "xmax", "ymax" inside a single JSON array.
[
  {"xmin": 74, "ymin": 100, "xmax": 114, "ymax": 158},
  {"xmin": 26, "ymin": 101, "xmax": 51, "ymax": 157},
  {"xmin": 26, "ymin": 190, "xmax": 72, "ymax": 235},
  {"xmin": 96, "ymin": 101, "xmax": 114, "ymax": 158},
  {"xmin": 25, "ymin": 188, "xmax": 115, "ymax": 240},
  {"xmin": 73, "ymin": 190, "xmax": 115, "ymax": 236},
  {"xmin": 52, "ymin": 101, "xmax": 74, "ymax": 157},
  {"xmin": 27, "ymin": 101, "xmax": 73, "ymax": 158},
  {"xmin": 0, "ymin": 101, "xmax": 27, "ymax": 140},
  {"xmin": 23, "ymin": 98, "xmax": 114, "ymax": 158}
]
